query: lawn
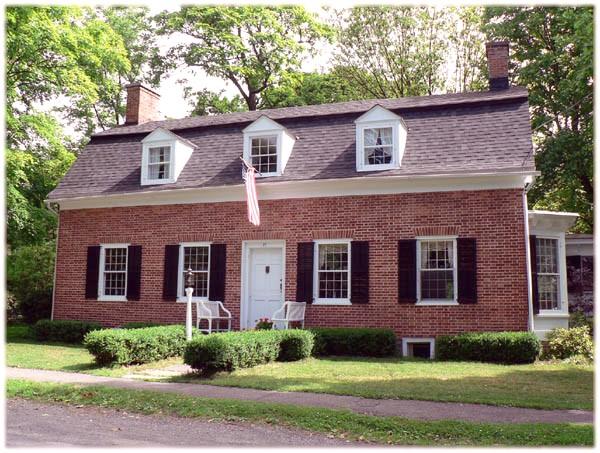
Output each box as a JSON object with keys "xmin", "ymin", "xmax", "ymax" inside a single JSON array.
[
  {"xmin": 7, "ymin": 379, "xmax": 593, "ymax": 446},
  {"xmin": 6, "ymin": 325, "xmax": 593, "ymax": 410}
]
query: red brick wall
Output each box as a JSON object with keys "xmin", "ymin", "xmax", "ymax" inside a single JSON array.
[{"xmin": 52, "ymin": 189, "xmax": 529, "ymax": 337}]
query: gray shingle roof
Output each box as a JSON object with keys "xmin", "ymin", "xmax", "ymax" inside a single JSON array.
[{"xmin": 48, "ymin": 87, "xmax": 535, "ymax": 200}]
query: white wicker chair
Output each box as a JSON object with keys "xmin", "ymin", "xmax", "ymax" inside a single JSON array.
[
  {"xmin": 271, "ymin": 301, "xmax": 306, "ymax": 330},
  {"xmin": 196, "ymin": 300, "xmax": 232, "ymax": 334}
]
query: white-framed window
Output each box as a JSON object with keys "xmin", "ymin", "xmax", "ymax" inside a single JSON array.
[
  {"xmin": 416, "ymin": 237, "xmax": 457, "ymax": 305},
  {"xmin": 177, "ymin": 242, "xmax": 210, "ymax": 302},
  {"xmin": 313, "ymin": 239, "xmax": 351, "ymax": 305},
  {"xmin": 536, "ymin": 237, "xmax": 561, "ymax": 311},
  {"xmin": 250, "ymin": 135, "xmax": 279, "ymax": 175},
  {"xmin": 355, "ymin": 106, "xmax": 407, "ymax": 172},
  {"xmin": 98, "ymin": 244, "xmax": 128, "ymax": 301},
  {"xmin": 402, "ymin": 337, "xmax": 435, "ymax": 359},
  {"xmin": 147, "ymin": 146, "xmax": 172, "ymax": 180}
]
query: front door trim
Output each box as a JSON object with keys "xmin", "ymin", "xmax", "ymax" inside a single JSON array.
[{"xmin": 240, "ymin": 240, "xmax": 286, "ymax": 330}]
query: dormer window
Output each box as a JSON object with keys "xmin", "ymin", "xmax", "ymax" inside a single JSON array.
[
  {"xmin": 141, "ymin": 128, "xmax": 194, "ymax": 186},
  {"xmin": 148, "ymin": 146, "xmax": 172, "ymax": 180},
  {"xmin": 355, "ymin": 106, "xmax": 407, "ymax": 172},
  {"xmin": 243, "ymin": 116, "xmax": 295, "ymax": 177}
]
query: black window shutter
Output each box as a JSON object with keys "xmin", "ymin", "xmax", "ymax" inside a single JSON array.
[
  {"xmin": 296, "ymin": 242, "xmax": 314, "ymax": 304},
  {"xmin": 85, "ymin": 245, "xmax": 101, "ymax": 299},
  {"xmin": 126, "ymin": 245, "xmax": 142, "ymax": 301},
  {"xmin": 398, "ymin": 240, "xmax": 417, "ymax": 303},
  {"xmin": 457, "ymin": 238, "xmax": 477, "ymax": 304},
  {"xmin": 529, "ymin": 235, "xmax": 540, "ymax": 314},
  {"xmin": 163, "ymin": 245, "xmax": 180, "ymax": 300},
  {"xmin": 351, "ymin": 241, "xmax": 369, "ymax": 304},
  {"xmin": 209, "ymin": 244, "xmax": 227, "ymax": 301}
]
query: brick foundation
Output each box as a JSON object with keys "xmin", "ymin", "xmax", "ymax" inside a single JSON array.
[{"xmin": 52, "ymin": 188, "xmax": 529, "ymax": 338}]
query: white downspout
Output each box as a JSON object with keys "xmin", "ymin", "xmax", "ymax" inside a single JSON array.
[
  {"xmin": 523, "ymin": 180, "xmax": 535, "ymax": 333},
  {"xmin": 45, "ymin": 200, "xmax": 59, "ymax": 321}
]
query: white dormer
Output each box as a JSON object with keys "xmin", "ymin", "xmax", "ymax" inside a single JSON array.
[
  {"xmin": 355, "ymin": 106, "xmax": 407, "ymax": 172},
  {"xmin": 243, "ymin": 116, "xmax": 295, "ymax": 177},
  {"xmin": 141, "ymin": 128, "xmax": 194, "ymax": 185}
]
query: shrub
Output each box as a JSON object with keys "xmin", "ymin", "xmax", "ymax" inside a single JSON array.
[
  {"xmin": 7, "ymin": 242, "xmax": 55, "ymax": 323},
  {"xmin": 184, "ymin": 329, "xmax": 314, "ymax": 372},
  {"xmin": 569, "ymin": 310, "xmax": 594, "ymax": 336},
  {"xmin": 255, "ymin": 318, "xmax": 273, "ymax": 330},
  {"xmin": 545, "ymin": 326, "xmax": 594, "ymax": 361},
  {"xmin": 277, "ymin": 329, "xmax": 314, "ymax": 361},
  {"xmin": 84, "ymin": 325, "xmax": 190, "ymax": 366},
  {"xmin": 33, "ymin": 319, "xmax": 102, "ymax": 343},
  {"xmin": 436, "ymin": 331, "xmax": 541, "ymax": 364},
  {"xmin": 309, "ymin": 327, "xmax": 396, "ymax": 357},
  {"xmin": 121, "ymin": 322, "xmax": 162, "ymax": 329}
]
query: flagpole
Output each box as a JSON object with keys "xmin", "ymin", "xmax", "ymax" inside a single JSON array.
[{"xmin": 239, "ymin": 156, "xmax": 262, "ymax": 176}]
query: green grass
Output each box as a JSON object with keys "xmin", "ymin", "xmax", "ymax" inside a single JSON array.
[
  {"xmin": 179, "ymin": 356, "xmax": 594, "ymax": 411},
  {"xmin": 7, "ymin": 379, "xmax": 592, "ymax": 446},
  {"xmin": 6, "ymin": 325, "xmax": 593, "ymax": 410}
]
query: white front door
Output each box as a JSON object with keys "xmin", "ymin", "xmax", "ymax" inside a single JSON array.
[{"xmin": 247, "ymin": 247, "xmax": 283, "ymax": 329}]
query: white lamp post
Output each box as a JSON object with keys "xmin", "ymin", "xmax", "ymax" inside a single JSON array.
[{"xmin": 185, "ymin": 267, "xmax": 194, "ymax": 341}]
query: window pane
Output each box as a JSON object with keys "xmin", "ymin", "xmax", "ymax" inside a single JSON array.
[
  {"xmin": 538, "ymin": 275, "xmax": 559, "ymax": 310},
  {"xmin": 181, "ymin": 271, "xmax": 208, "ymax": 297},
  {"xmin": 149, "ymin": 147, "xmax": 170, "ymax": 164},
  {"xmin": 421, "ymin": 270, "xmax": 454, "ymax": 300},
  {"xmin": 318, "ymin": 271, "xmax": 348, "ymax": 299},
  {"xmin": 536, "ymin": 238, "xmax": 558, "ymax": 274},
  {"xmin": 103, "ymin": 247, "xmax": 127, "ymax": 296},
  {"xmin": 183, "ymin": 246, "xmax": 209, "ymax": 271},
  {"xmin": 104, "ymin": 247, "xmax": 127, "ymax": 272},
  {"xmin": 319, "ymin": 244, "xmax": 348, "ymax": 271},
  {"xmin": 421, "ymin": 240, "xmax": 453, "ymax": 270},
  {"xmin": 251, "ymin": 136, "xmax": 278, "ymax": 173},
  {"xmin": 148, "ymin": 162, "xmax": 170, "ymax": 180},
  {"xmin": 364, "ymin": 127, "xmax": 392, "ymax": 165},
  {"xmin": 317, "ymin": 243, "xmax": 349, "ymax": 299}
]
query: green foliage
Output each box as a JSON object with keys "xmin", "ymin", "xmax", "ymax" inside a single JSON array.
[
  {"xmin": 569, "ymin": 310, "xmax": 593, "ymax": 334},
  {"xmin": 121, "ymin": 321, "xmax": 163, "ymax": 329},
  {"xmin": 254, "ymin": 318, "xmax": 273, "ymax": 330},
  {"xmin": 84, "ymin": 325, "xmax": 191, "ymax": 366},
  {"xmin": 484, "ymin": 6, "xmax": 593, "ymax": 232},
  {"xmin": 309, "ymin": 327, "xmax": 397, "ymax": 357},
  {"xmin": 185, "ymin": 88, "xmax": 247, "ymax": 116},
  {"xmin": 6, "ymin": 324, "xmax": 34, "ymax": 341},
  {"xmin": 157, "ymin": 6, "xmax": 333, "ymax": 110},
  {"xmin": 33, "ymin": 319, "xmax": 102, "ymax": 343},
  {"xmin": 545, "ymin": 326, "xmax": 593, "ymax": 361},
  {"xmin": 184, "ymin": 329, "xmax": 314, "ymax": 372},
  {"xmin": 6, "ymin": 241, "xmax": 56, "ymax": 323},
  {"xmin": 436, "ymin": 332, "xmax": 541, "ymax": 364}
]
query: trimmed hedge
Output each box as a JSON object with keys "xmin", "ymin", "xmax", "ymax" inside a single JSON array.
[
  {"xmin": 309, "ymin": 327, "xmax": 396, "ymax": 357},
  {"xmin": 84, "ymin": 325, "xmax": 192, "ymax": 366},
  {"xmin": 33, "ymin": 319, "xmax": 102, "ymax": 343},
  {"xmin": 436, "ymin": 331, "xmax": 541, "ymax": 364},
  {"xmin": 121, "ymin": 322, "xmax": 163, "ymax": 329},
  {"xmin": 184, "ymin": 329, "xmax": 314, "ymax": 372}
]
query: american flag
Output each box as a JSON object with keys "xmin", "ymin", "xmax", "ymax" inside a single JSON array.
[{"xmin": 243, "ymin": 165, "xmax": 260, "ymax": 226}]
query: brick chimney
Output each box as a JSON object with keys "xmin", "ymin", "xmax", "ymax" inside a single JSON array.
[
  {"xmin": 486, "ymin": 41, "xmax": 509, "ymax": 91},
  {"xmin": 125, "ymin": 83, "xmax": 161, "ymax": 125}
]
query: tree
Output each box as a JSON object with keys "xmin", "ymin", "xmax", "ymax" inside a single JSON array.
[
  {"xmin": 157, "ymin": 6, "xmax": 333, "ymax": 110},
  {"xmin": 485, "ymin": 7, "xmax": 593, "ymax": 232},
  {"xmin": 185, "ymin": 88, "xmax": 247, "ymax": 116}
]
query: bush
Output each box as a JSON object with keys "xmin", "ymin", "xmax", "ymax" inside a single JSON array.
[
  {"xmin": 121, "ymin": 322, "xmax": 162, "ymax": 329},
  {"xmin": 7, "ymin": 242, "xmax": 55, "ymax": 323},
  {"xmin": 184, "ymin": 329, "xmax": 314, "ymax": 372},
  {"xmin": 309, "ymin": 327, "xmax": 396, "ymax": 357},
  {"xmin": 33, "ymin": 319, "xmax": 102, "ymax": 343},
  {"xmin": 569, "ymin": 310, "xmax": 594, "ymax": 336},
  {"xmin": 84, "ymin": 325, "xmax": 191, "ymax": 366},
  {"xmin": 277, "ymin": 330, "xmax": 314, "ymax": 361},
  {"xmin": 436, "ymin": 331, "xmax": 541, "ymax": 364},
  {"xmin": 545, "ymin": 326, "xmax": 594, "ymax": 361}
]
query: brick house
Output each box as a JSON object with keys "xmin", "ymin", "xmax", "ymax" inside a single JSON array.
[{"xmin": 47, "ymin": 41, "xmax": 577, "ymax": 357}]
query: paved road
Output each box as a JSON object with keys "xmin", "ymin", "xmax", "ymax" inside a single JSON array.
[
  {"xmin": 6, "ymin": 398, "xmax": 357, "ymax": 447},
  {"xmin": 8, "ymin": 367, "xmax": 594, "ymax": 424}
]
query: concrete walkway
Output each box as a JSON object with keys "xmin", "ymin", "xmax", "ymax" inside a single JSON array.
[{"xmin": 7, "ymin": 367, "xmax": 593, "ymax": 425}]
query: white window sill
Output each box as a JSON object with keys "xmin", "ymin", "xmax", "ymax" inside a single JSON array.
[
  {"xmin": 141, "ymin": 178, "xmax": 176, "ymax": 186},
  {"xmin": 416, "ymin": 300, "xmax": 459, "ymax": 306},
  {"xmin": 176, "ymin": 297, "xmax": 209, "ymax": 303},
  {"xmin": 357, "ymin": 164, "xmax": 400, "ymax": 172},
  {"xmin": 97, "ymin": 296, "xmax": 127, "ymax": 302},
  {"xmin": 313, "ymin": 299, "xmax": 352, "ymax": 306},
  {"xmin": 535, "ymin": 310, "xmax": 570, "ymax": 318},
  {"xmin": 255, "ymin": 172, "xmax": 281, "ymax": 178}
]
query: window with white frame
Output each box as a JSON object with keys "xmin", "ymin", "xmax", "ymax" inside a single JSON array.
[
  {"xmin": 147, "ymin": 146, "xmax": 172, "ymax": 180},
  {"xmin": 314, "ymin": 241, "xmax": 350, "ymax": 303},
  {"xmin": 364, "ymin": 127, "xmax": 393, "ymax": 165},
  {"xmin": 178, "ymin": 244, "xmax": 210, "ymax": 299},
  {"xmin": 536, "ymin": 237, "xmax": 560, "ymax": 310},
  {"xmin": 417, "ymin": 239, "xmax": 457, "ymax": 302},
  {"xmin": 99, "ymin": 245, "xmax": 128, "ymax": 299},
  {"xmin": 250, "ymin": 136, "xmax": 278, "ymax": 174}
]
